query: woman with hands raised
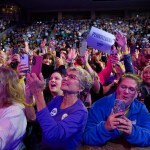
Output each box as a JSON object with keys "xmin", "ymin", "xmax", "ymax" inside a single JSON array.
[{"xmin": 25, "ymin": 65, "xmax": 93, "ymax": 150}]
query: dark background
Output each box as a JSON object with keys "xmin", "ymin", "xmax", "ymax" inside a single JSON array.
[{"xmin": 0, "ymin": 0, "xmax": 149, "ymax": 22}]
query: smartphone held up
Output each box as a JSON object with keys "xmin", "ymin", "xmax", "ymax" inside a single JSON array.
[
  {"xmin": 31, "ymin": 56, "xmax": 43, "ymax": 76},
  {"xmin": 113, "ymin": 99, "xmax": 126, "ymax": 115},
  {"xmin": 20, "ymin": 54, "xmax": 29, "ymax": 74}
]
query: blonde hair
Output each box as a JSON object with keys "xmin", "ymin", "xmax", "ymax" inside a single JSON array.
[{"xmin": 0, "ymin": 67, "xmax": 25, "ymax": 107}]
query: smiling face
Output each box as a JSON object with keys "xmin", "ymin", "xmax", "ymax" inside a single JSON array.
[
  {"xmin": 49, "ymin": 72, "xmax": 63, "ymax": 95},
  {"xmin": 61, "ymin": 70, "xmax": 82, "ymax": 94},
  {"xmin": 116, "ymin": 77, "xmax": 138, "ymax": 106}
]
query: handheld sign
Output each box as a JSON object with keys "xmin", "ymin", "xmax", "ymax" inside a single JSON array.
[{"xmin": 86, "ymin": 26, "xmax": 115, "ymax": 54}]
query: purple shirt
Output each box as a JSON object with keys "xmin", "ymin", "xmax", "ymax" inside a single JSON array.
[{"xmin": 36, "ymin": 96, "xmax": 88, "ymax": 150}]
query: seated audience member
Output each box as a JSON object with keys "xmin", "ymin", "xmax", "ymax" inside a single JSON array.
[
  {"xmin": 83, "ymin": 73, "xmax": 150, "ymax": 147},
  {"xmin": 0, "ymin": 67, "xmax": 27, "ymax": 150},
  {"xmin": 26, "ymin": 66, "xmax": 93, "ymax": 150},
  {"xmin": 139, "ymin": 65, "xmax": 150, "ymax": 112}
]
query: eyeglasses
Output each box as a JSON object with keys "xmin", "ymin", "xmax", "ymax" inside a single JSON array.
[
  {"xmin": 119, "ymin": 84, "xmax": 137, "ymax": 94},
  {"xmin": 64, "ymin": 74, "xmax": 79, "ymax": 81}
]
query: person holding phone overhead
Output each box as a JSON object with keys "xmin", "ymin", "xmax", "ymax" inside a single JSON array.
[
  {"xmin": 83, "ymin": 73, "xmax": 150, "ymax": 147},
  {"xmin": 25, "ymin": 66, "xmax": 93, "ymax": 150}
]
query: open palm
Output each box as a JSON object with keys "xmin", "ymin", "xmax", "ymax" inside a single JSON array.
[{"xmin": 115, "ymin": 31, "xmax": 127, "ymax": 47}]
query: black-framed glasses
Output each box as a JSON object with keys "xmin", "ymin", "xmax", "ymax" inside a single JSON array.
[{"xmin": 119, "ymin": 84, "xmax": 137, "ymax": 94}]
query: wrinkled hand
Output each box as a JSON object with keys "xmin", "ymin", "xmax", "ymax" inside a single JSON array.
[
  {"xmin": 115, "ymin": 31, "xmax": 127, "ymax": 48},
  {"xmin": 26, "ymin": 73, "xmax": 45, "ymax": 95},
  {"xmin": 104, "ymin": 111, "xmax": 125, "ymax": 131},
  {"xmin": 117, "ymin": 115, "xmax": 132, "ymax": 135}
]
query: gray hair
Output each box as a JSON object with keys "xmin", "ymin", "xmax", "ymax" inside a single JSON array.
[{"xmin": 67, "ymin": 66, "xmax": 93, "ymax": 92}]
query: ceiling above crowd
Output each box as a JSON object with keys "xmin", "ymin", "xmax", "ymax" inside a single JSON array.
[{"xmin": 1, "ymin": 0, "xmax": 150, "ymax": 12}]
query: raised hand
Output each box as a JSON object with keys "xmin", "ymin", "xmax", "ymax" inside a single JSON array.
[
  {"xmin": 24, "ymin": 41, "xmax": 30, "ymax": 53},
  {"xmin": 17, "ymin": 63, "xmax": 29, "ymax": 78},
  {"xmin": 83, "ymin": 50, "xmax": 89, "ymax": 65},
  {"xmin": 115, "ymin": 31, "xmax": 127, "ymax": 48},
  {"xmin": 49, "ymin": 40, "xmax": 55, "ymax": 48},
  {"xmin": 110, "ymin": 53, "xmax": 120, "ymax": 64},
  {"xmin": 40, "ymin": 40, "xmax": 46, "ymax": 48},
  {"xmin": 67, "ymin": 48, "xmax": 77, "ymax": 62},
  {"xmin": 12, "ymin": 54, "xmax": 20, "ymax": 63},
  {"xmin": 26, "ymin": 73, "xmax": 45, "ymax": 95},
  {"xmin": 26, "ymin": 73, "xmax": 46, "ymax": 111}
]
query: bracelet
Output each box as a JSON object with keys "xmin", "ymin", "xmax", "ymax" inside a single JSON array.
[
  {"xmin": 19, "ymin": 78, "xmax": 24, "ymax": 84},
  {"xmin": 23, "ymin": 101, "xmax": 34, "ymax": 107},
  {"xmin": 85, "ymin": 63, "xmax": 90, "ymax": 69},
  {"xmin": 122, "ymin": 50, "xmax": 129, "ymax": 55},
  {"xmin": 120, "ymin": 64, "xmax": 125, "ymax": 70}
]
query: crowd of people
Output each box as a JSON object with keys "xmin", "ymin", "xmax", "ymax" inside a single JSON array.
[
  {"xmin": 0, "ymin": 17, "xmax": 16, "ymax": 33},
  {"xmin": 0, "ymin": 15, "xmax": 150, "ymax": 150}
]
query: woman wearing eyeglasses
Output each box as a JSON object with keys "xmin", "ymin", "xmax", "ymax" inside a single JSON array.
[
  {"xmin": 25, "ymin": 66, "xmax": 93, "ymax": 150},
  {"xmin": 83, "ymin": 73, "xmax": 150, "ymax": 147}
]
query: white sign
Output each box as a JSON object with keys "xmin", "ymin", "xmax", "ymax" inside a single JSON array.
[{"xmin": 86, "ymin": 26, "xmax": 116, "ymax": 54}]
